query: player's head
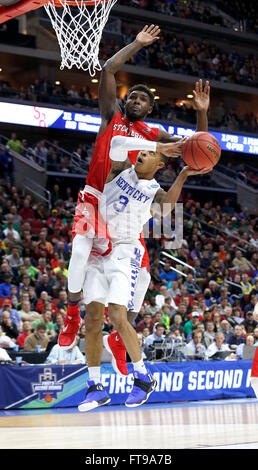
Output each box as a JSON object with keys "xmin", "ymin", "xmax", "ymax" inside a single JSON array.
[
  {"xmin": 135, "ymin": 149, "xmax": 169, "ymax": 177},
  {"xmin": 125, "ymin": 84, "xmax": 154, "ymax": 120}
]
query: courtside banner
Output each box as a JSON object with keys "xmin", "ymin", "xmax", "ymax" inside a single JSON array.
[
  {"xmin": 0, "ymin": 360, "xmax": 255, "ymax": 409},
  {"xmin": 0, "ymin": 101, "xmax": 257, "ymax": 155}
]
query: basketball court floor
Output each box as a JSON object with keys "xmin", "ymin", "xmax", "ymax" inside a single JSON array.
[{"xmin": 1, "ymin": 398, "xmax": 258, "ymax": 449}]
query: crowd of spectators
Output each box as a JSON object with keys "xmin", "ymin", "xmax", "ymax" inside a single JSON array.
[
  {"xmin": 116, "ymin": 22, "xmax": 258, "ymax": 88},
  {"xmin": 0, "ymin": 132, "xmax": 92, "ymax": 176},
  {"xmin": 121, "ymin": 0, "xmax": 257, "ymax": 34},
  {"xmin": 0, "ymin": 149, "xmax": 257, "ymax": 364},
  {"xmin": 215, "ymin": 0, "xmax": 258, "ymax": 35}
]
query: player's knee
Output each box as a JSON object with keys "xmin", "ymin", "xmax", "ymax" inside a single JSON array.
[
  {"xmin": 108, "ymin": 303, "xmax": 127, "ymax": 330},
  {"xmin": 71, "ymin": 244, "xmax": 86, "ymax": 264},
  {"xmin": 84, "ymin": 303, "xmax": 104, "ymax": 333}
]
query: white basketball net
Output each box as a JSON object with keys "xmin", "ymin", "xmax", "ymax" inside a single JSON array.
[{"xmin": 44, "ymin": 0, "xmax": 117, "ymax": 76}]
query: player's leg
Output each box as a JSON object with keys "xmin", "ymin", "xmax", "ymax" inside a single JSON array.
[
  {"xmin": 78, "ymin": 260, "xmax": 111, "ymax": 412},
  {"xmin": 108, "ymin": 301, "xmax": 156, "ymax": 407},
  {"xmin": 106, "ymin": 249, "xmax": 156, "ymax": 407},
  {"xmin": 59, "ymin": 234, "xmax": 93, "ymax": 349},
  {"xmin": 78, "ymin": 301, "xmax": 111, "ymax": 412},
  {"xmin": 103, "ymin": 267, "xmax": 151, "ymax": 376}
]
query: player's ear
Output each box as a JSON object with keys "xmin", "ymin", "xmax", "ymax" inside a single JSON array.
[
  {"xmin": 157, "ymin": 160, "xmax": 165, "ymax": 170},
  {"xmin": 147, "ymin": 105, "xmax": 153, "ymax": 115}
]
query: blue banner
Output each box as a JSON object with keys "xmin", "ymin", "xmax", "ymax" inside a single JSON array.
[
  {"xmin": 0, "ymin": 360, "xmax": 255, "ymax": 409},
  {"xmin": 0, "ymin": 101, "xmax": 257, "ymax": 155}
]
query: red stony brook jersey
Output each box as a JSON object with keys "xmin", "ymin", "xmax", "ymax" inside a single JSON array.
[{"xmin": 86, "ymin": 112, "xmax": 159, "ymax": 270}]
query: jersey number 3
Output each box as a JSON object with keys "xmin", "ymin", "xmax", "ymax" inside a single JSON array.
[{"xmin": 113, "ymin": 195, "xmax": 129, "ymax": 213}]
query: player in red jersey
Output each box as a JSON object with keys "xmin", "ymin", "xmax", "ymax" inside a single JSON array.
[{"xmin": 59, "ymin": 25, "xmax": 210, "ymax": 380}]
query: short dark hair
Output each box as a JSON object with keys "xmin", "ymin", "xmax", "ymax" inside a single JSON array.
[
  {"xmin": 160, "ymin": 153, "xmax": 170, "ymax": 165},
  {"xmin": 127, "ymin": 84, "xmax": 155, "ymax": 107},
  {"xmin": 36, "ymin": 323, "xmax": 46, "ymax": 331}
]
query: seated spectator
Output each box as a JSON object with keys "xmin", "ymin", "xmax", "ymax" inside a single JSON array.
[
  {"xmin": 174, "ymin": 302, "xmax": 189, "ymax": 323},
  {"xmin": 242, "ymin": 311, "xmax": 258, "ymax": 334},
  {"xmin": 0, "ymin": 324, "xmax": 16, "ymax": 349},
  {"xmin": 54, "ymin": 290, "xmax": 68, "ymax": 314},
  {"xmin": 135, "ymin": 312, "xmax": 154, "ymax": 334},
  {"xmin": 183, "ymin": 311, "xmax": 201, "ymax": 339},
  {"xmin": 45, "ymin": 336, "xmax": 85, "ymax": 364},
  {"xmin": 170, "ymin": 313, "xmax": 184, "ymax": 337},
  {"xmin": 19, "ymin": 300, "xmax": 41, "ymax": 322},
  {"xmin": 236, "ymin": 334, "xmax": 255, "ymax": 359},
  {"xmin": 23, "ymin": 322, "xmax": 49, "ymax": 351},
  {"xmin": 0, "ymin": 308, "xmax": 19, "ymax": 340},
  {"xmin": 24, "ymin": 257, "xmax": 40, "ymax": 282},
  {"xmin": 174, "ymin": 284, "xmax": 194, "ymax": 307},
  {"xmin": 19, "ymin": 198, "xmax": 35, "ymax": 222},
  {"xmin": 0, "ymin": 272, "xmax": 13, "ymax": 298},
  {"xmin": 141, "ymin": 326, "xmax": 150, "ymax": 338},
  {"xmin": 35, "ymin": 274, "xmax": 54, "ymax": 298},
  {"xmin": 144, "ymin": 322, "xmax": 166, "ymax": 358},
  {"xmin": 184, "ymin": 273, "xmax": 202, "ymax": 295},
  {"xmin": 203, "ymin": 320, "xmax": 216, "ymax": 348},
  {"xmin": 217, "ymin": 286, "xmax": 234, "ymax": 306},
  {"xmin": 226, "ymin": 324, "xmax": 246, "ymax": 351},
  {"xmin": 53, "ymin": 259, "xmax": 68, "ymax": 279},
  {"xmin": 184, "ymin": 328, "xmax": 206, "ymax": 360},
  {"xmin": 220, "ymin": 319, "xmax": 234, "ymax": 340},
  {"xmin": 205, "ymin": 332, "xmax": 231, "ymax": 360},
  {"xmin": 240, "ymin": 273, "xmax": 253, "ymax": 295},
  {"xmin": 167, "ymin": 280, "xmax": 181, "ymax": 299},
  {"xmin": 16, "ymin": 320, "xmax": 32, "ymax": 348},
  {"xmin": 159, "ymin": 263, "xmax": 178, "ymax": 285},
  {"xmin": 16, "ymin": 275, "xmax": 32, "ymax": 300},
  {"xmin": 6, "ymin": 247, "xmax": 23, "ymax": 269},
  {"xmin": 144, "ymin": 296, "xmax": 160, "ymax": 316},
  {"xmin": 160, "ymin": 304, "xmax": 171, "ymax": 331},
  {"xmin": 7, "ymin": 132, "xmax": 22, "ymax": 154},
  {"xmin": 31, "ymin": 308, "xmax": 56, "ymax": 339},
  {"xmin": 223, "ymin": 305, "xmax": 236, "ymax": 327},
  {"xmin": 232, "ymin": 250, "xmax": 254, "ymax": 272},
  {"xmin": 0, "ymin": 298, "xmax": 22, "ymax": 330},
  {"xmin": 155, "ymin": 285, "xmax": 170, "ymax": 309},
  {"xmin": 244, "ymin": 293, "xmax": 258, "ymax": 316}
]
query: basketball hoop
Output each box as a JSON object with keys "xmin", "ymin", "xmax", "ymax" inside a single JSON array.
[{"xmin": 44, "ymin": 0, "xmax": 117, "ymax": 75}]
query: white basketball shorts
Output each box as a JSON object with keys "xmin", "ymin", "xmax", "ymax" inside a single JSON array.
[{"xmin": 83, "ymin": 241, "xmax": 145, "ymax": 310}]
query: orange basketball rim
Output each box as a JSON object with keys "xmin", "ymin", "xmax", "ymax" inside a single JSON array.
[{"xmin": 0, "ymin": 0, "xmax": 109, "ymax": 23}]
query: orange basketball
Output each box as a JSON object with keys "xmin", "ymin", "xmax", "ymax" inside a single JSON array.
[{"xmin": 182, "ymin": 131, "xmax": 221, "ymax": 170}]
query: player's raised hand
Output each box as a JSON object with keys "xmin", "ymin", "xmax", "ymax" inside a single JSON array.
[
  {"xmin": 136, "ymin": 25, "xmax": 161, "ymax": 47},
  {"xmin": 193, "ymin": 79, "xmax": 210, "ymax": 112},
  {"xmin": 157, "ymin": 138, "xmax": 187, "ymax": 158}
]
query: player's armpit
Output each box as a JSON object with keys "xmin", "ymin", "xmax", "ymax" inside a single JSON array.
[{"xmin": 106, "ymin": 159, "xmax": 131, "ymax": 183}]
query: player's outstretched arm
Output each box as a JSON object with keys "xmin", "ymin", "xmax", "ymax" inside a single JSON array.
[
  {"xmin": 152, "ymin": 166, "xmax": 210, "ymax": 216},
  {"xmin": 99, "ymin": 25, "xmax": 160, "ymax": 130},
  {"xmin": 158, "ymin": 79, "xmax": 210, "ymax": 142}
]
